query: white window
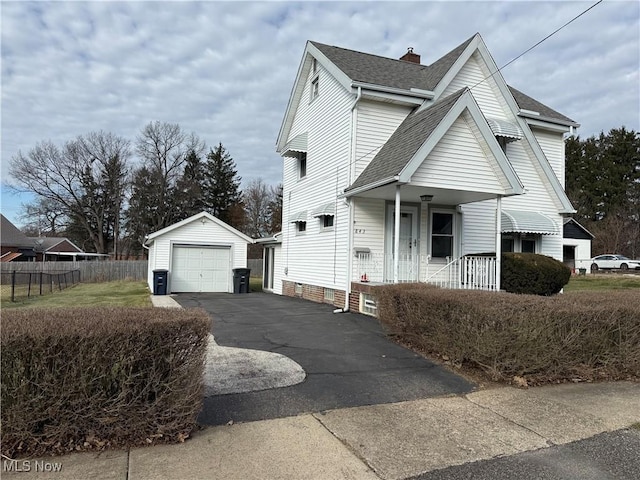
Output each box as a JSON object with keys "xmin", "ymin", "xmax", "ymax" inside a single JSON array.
[
  {"xmin": 360, "ymin": 293, "xmax": 377, "ymax": 317},
  {"xmin": 312, "ymin": 57, "xmax": 318, "ymax": 74},
  {"xmin": 431, "ymin": 212, "xmax": 454, "ymax": 258},
  {"xmin": 521, "ymin": 236, "xmax": 537, "ymax": 253},
  {"xmin": 319, "ymin": 214, "xmax": 334, "ymax": 232},
  {"xmin": 295, "ymin": 221, "xmax": 307, "ymax": 235},
  {"xmin": 324, "ymin": 288, "xmax": 335, "ymax": 302},
  {"xmin": 310, "ymin": 77, "xmax": 319, "ymax": 102},
  {"xmin": 295, "ymin": 283, "xmax": 302, "ymax": 295},
  {"xmin": 297, "ymin": 152, "xmax": 307, "ymax": 179}
]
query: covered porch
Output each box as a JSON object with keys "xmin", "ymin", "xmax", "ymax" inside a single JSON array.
[{"xmin": 348, "ymin": 183, "xmax": 503, "ymax": 291}]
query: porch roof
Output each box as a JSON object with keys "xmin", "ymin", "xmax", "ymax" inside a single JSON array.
[{"xmin": 502, "ymin": 210, "xmax": 559, "ymax": 235}]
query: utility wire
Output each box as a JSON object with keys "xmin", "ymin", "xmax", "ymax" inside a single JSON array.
[{"xmin": 470, "ymin": 0, "xmax": 603, "ymax": 91}]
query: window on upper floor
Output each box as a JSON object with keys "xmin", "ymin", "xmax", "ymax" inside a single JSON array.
[
  {"xmin": 312, "ymin": 57, "xmax": 318, "ymax": 75},
  {"xmin": 310, "ymin": 77, "xmax": 319, "ymax": 102},
  {"xmin": 297, "ymin": 152, "xmax": 307, "ymax": 179},
  {"xmin": 497, "ymin": 137, "xmax": 508, "ymax": 154}
]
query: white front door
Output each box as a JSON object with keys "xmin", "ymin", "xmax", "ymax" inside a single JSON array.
[{"xmin": 385, "ymin": 204, "xmax": 419, "ymax": 281}]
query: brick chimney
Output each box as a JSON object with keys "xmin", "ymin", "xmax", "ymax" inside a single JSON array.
[{"xmin": 400, "ymin": 47, "xmax": 420, "ymax": 64}]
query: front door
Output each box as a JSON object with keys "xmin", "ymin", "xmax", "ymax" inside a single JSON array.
[{"xmin": 385, "ymin": 204, "xmax": 419, "ymax": 281}]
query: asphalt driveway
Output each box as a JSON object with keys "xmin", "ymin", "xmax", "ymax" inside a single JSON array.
[{"xmin": 176, "ymin": 292, "xmax": 474, "ymax": 426}]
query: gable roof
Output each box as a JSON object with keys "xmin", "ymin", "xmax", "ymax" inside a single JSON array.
[
  {"xmin": 346, "ymin": 88, "xmax": 524, "ymax": 196},
  {"xmin": 310, "ymin": 36, "xmax": 474, "ymax": 93},
  {"xmin": 29, "ymin": 236, "xmax": 84, "ymax": 253},
  {"xmin": 0, "ymin": 214, "xmax": 32, "ymax": 248},
  {"xmin": 144, "ymin": 211, "xmax": 254, "ymax": 244}
]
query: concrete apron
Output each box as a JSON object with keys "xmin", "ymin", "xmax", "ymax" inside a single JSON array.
[{"xmin": 150, "ymin": 295, "xmax": 306, "ymax": 395}]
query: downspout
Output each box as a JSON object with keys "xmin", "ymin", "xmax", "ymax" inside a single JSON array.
[
  {"xmin": 334, "ymin": 86, "xmax": 362, "ymax": 314},
  {"xmin": 495, "ymin": 196, "xmax": 502, "ymax": 291}
]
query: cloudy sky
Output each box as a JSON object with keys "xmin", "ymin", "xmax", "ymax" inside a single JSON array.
[{"xmin": 2, "ymin": 0, "xmax": 639, "ymax": 226}]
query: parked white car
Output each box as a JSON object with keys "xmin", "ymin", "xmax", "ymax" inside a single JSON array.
[{"xmin": 590, "ymin": 254, "xmax": 640, "ymax": 272}]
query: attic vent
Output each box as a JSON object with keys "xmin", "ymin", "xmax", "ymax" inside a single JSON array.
[{"xmin": 400, "ymin": 47, "xmax": 420, "ymax": 64}]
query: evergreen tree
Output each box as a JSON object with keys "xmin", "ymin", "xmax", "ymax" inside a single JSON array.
[
  {"xmin": 174, "ymin": 149, "xmax": 206, "ymax": 220},
  {"xmin": 203, "ymin": 143, "xmax": 243, "ymax": 227},
  {"xmin": 565, "ymin": 127, "xmax": 640, "ymax": 256}
]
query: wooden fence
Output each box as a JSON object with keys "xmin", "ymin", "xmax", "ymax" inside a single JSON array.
[
  {"xmin": 1, "ymin": 259, "xmax": 263, "ymax": 283},
  {"xmin": 0, "ymin": 261, "xmax": 148, "ymax": 283}
]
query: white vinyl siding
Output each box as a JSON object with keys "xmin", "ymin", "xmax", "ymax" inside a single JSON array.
[
  {"xmin": 282, "ymin": 60, "xmax": 352, "ymax": 290},
  {"xmin": 147, "ymin": 217, "xmax": 248, "ymax": 293},
  {"xmin": 352, "ymin": 198, "xmax": 386, "ymax": 281},
  {"xmin": 410, "ymin": 114, "xmax": 505, "ymax": 193},
  {"xmin": 532, "ymin": 128, "xmax": 565, "ymax": 186},
  {"xmin": 442, "ymin": 51, "xmax": 510, "ymax": 120},
  {"xmin": 354, "ymin": 100, "xmax": 412, "ymax": 179}
]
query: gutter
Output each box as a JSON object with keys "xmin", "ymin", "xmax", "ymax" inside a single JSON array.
[
  {"xmin": 351, "ymin": 81, "xmax": 434, "ymax": 100},
  {"xmin": 339, "ymin": 176, "xmax": 401, "ymax": 198}
]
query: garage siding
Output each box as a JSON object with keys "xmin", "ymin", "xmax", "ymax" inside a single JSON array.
[{"xmin": 147, "ymin": 215, "xmax": 249, "ymax": 293}]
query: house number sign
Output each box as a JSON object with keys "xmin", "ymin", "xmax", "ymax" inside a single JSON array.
[{"xmin": 354, "ymin": 229, "xmax": 366, "ymax": 234}]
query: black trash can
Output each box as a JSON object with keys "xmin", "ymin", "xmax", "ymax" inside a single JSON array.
[
  {"xmin": 232, "ymin": 268, "xmax": 251, "ymax": 294},
  {"xmin": 153, "ymin": 269, "xmax": 169, "ymax": 295}
]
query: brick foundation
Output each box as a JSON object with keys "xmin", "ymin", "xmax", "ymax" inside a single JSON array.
[{"xmin": 281, "ymin": 280, "xmax": 381, "ymax": 315}]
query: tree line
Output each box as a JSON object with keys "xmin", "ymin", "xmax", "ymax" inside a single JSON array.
[
  {"xmin": 9, "ymin": 121, "xmax": 282, "ymax": 257},
  {"xmin": 565, "ymin": 127, "xmax": 639, "ymax": 258}
]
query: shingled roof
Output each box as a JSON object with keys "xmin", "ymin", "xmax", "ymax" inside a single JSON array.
[
  {"xmin": 347, "ymin": 88, "xmax": 468, "ymax": 192},
  {"xmin": 0, "ymin": 214, "xmax": 32, "ymax": 248},
  {"xmin": 311, "ymin": 36, "xmax": 473, "ymax": 92},
  {"xmin": 311, "ymin": 37, "xmax": 576, "ymax": 126},
  {"xmin": 509, "ymin": 86, "xmax": 577, "ymax": 125}
]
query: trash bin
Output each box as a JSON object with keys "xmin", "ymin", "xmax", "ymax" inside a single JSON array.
[
  {"xmin": 153, "ymin": 269, "xmax": 169, "ymax": 295},
  {"xmin": 578, "ymin": 268, "xmax": 587, "ymax": 276},
  {"xmin": 232, "ymin": 268, "xmax": 251, "ymax": 294}
]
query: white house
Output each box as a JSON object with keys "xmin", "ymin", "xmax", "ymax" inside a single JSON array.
[
  {"xmin": 274, "ymin": 33, "xmax": 579, "ymax": 314},
  {"xmin": 145, "ymin": 211, "xmax": 253, "ymax": 294}
]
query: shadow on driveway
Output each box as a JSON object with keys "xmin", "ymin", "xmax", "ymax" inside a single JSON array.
[{"xmin": 176, "ymin": 292, "xmax": 475, "ymax": 426}]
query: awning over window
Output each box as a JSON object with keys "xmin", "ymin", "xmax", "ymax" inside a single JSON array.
[
  {"xmin": 502, "ymin": 210, "xmax": 558, "ymax": 235},
  {"xmin": 311, "ymin": 202, "xmax": 335, "ymax": 217},
  {"xmin": 288, "ymin": 210, "xmax": 307, "ymax": 223},
  {"xmin": 487, "ymin": 118, "xmax": 523, "ymax": 140},
  {"xmin": 281, "ymin": 132, "xmax": 308, "ymax": 157}
]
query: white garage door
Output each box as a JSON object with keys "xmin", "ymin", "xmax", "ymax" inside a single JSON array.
[{"xmin": 171, "ymin": 246, "xmax": 230, "ymax": 292}]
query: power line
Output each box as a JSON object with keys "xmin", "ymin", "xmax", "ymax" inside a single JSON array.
[{"xmin": 470, "ymin": 0, "xmax": 603, "ymax": 91}]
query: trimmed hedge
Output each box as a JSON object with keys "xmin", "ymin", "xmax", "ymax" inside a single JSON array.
[
  {"xmin": 1, "ymin": 307, "xmax": 210, "ymax": 458},
  {"xmin": 375, "ymin": 284, "xmax": 640, "ymax": 385},
  {"xmin": 502, "ymin": 252, "xmax": 571, "ymax": 295}
]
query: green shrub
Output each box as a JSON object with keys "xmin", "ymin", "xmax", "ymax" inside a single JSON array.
[
  {"xmin": 502, "ymin": 252, "xmax": 571, "ymax": 295},
  {"xmin": 1, "ymin": 307, "xmax": 210, "ymax": 458},
  {"xmin": 375, "ymin": 284, "xmax": 640, "ymax": 384}
]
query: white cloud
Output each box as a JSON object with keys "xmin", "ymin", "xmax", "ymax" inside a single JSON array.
[{"xmin": 2, "ymin": 1, "xmax": 639, "ymax": 225}]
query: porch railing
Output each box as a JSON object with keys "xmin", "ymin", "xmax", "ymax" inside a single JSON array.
[
  {"xmin": 354, "ymin": 253, "xmax": 497, "ymax": 290},
  {"xmin": 354, "ymin": 253, "xmax": 431, "ymax": 283},
  {"xmin": 425, "ymin": 255, "xmax": 497, "ymax": 290}
]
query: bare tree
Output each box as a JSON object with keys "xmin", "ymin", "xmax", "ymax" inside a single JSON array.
[
  {"xmin": 9, "ymin": 131, "xmax": 131, "ymax": 253},
  {"xmin": 128, "ymin": 121, "xmax": 205, "ymax": 233},
  {"xmin": 242, "ymin": 178, "xmax": 271, "ymax": 239}
]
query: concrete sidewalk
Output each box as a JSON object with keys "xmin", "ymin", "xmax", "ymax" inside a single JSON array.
[{"xmin": 4, "ymin": 382, "xmax": 638, "ymax": 480}]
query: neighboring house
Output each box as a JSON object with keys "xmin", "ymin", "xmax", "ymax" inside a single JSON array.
[
  {"xmin": 144, "ymin": 211, "xmax": 253, "ymax": 294},
  {"xmin": 0, "ymin": 214, "xmax": 36, "ymax": 262},
  {"xmin": 274, "ymin": 33, "xmax": 579, "ymax": 314},
  {"xmin": 29, "ymin": 236, "xmax": 96, "ymax": 262},
  {"xmin": 562, "ymin": 218, "xmax": 594, "ymax": 270}
]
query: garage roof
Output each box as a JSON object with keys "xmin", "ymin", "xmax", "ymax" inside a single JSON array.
[{"xmin": 145, "ymin": 211, "xmax": 254, "ymax": 245}]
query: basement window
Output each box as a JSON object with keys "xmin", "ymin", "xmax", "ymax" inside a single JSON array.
[
  {"xmin": 324, "ymin": 288, "xmax": 335, "ymax": 302},
  {"xmin": 360, "ymin": 293, "xmax": 377, "ymax": 317}
]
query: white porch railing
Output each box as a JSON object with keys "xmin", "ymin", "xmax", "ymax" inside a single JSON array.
[
  {"xmin": 354, "ymin": 253, "xmax": 497, "ymax": 290},
  {"xmin": 425, "ymin": 255, "xmax": 497, "ymax": 290}
]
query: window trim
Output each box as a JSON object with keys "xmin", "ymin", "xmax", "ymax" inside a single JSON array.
[
  {"xmin": 295, "ymin": 221, "xmax": 307, "ymax": 235},
  {"xmin": 310, "ymin": 76, "xmax": 319, "ymax": 102},
  {"xmin": 319, "ymin": 214, "xmax": 334, "ymax": 232},
  {"xmin": 297, "ymin": 152, "xmax": 307, "ymax": 180}
]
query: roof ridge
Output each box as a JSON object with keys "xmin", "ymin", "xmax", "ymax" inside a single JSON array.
[{"xmin": 310, "ymin": 40, "xmax": 431, "ymax": 71}]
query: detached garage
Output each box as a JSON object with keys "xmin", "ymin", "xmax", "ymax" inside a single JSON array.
[{"xmin": 145, "ymin": 211, "xmax": 253, "ymax": 294}]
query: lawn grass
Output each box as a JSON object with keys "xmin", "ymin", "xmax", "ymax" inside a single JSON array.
[
  {"xmin": 250, "ymin": 276, "xmax": 263, "ymax": 292},
  {"xmin": 1, "ymin": 280, "xmax": 152, "ymax": 309},
  {"xmin": 564, "ymin": 273, "xmax": 640, "ymax": 292}
]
